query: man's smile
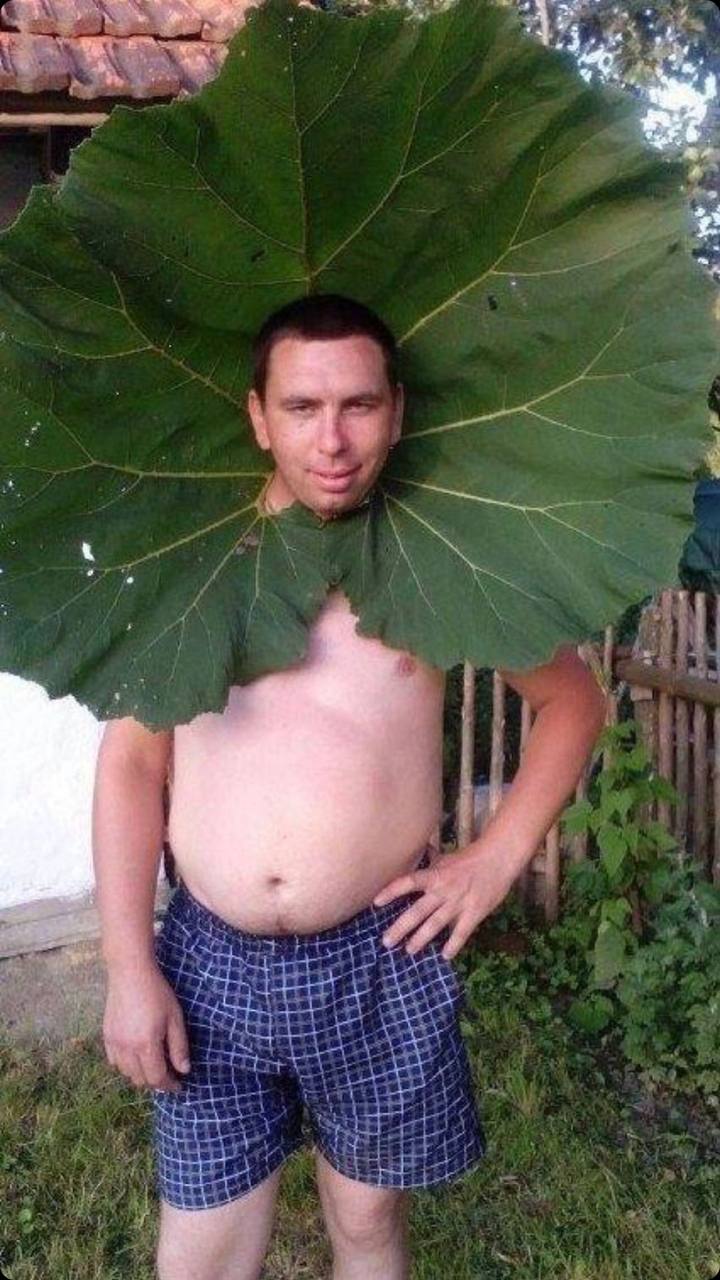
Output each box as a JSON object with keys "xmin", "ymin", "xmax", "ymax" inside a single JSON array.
[{"xmin": 311, "ymin": 466, "xmax": 361, "ymax": 490}]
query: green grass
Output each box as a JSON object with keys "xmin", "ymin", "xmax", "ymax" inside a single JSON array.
[{"xmin": 1, "ymin": 974, "xmax": 718, "ymax": 1279}]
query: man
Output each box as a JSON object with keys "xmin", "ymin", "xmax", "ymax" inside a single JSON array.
[{"xmin": 94, "ymin": 294, "xmax": 607, "ymax": 1280}]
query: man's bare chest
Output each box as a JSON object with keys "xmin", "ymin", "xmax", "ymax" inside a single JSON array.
[
  {"xmin": 300, "ymin": 588, "xmax": 441, "ymax": 687},
  {"xmin": 173, "ymin": 588, "xmax": 445, "ymax": 759},
  {"xmin": 167, "ymin": 591, "xmax": 446, "ymax": 927}
]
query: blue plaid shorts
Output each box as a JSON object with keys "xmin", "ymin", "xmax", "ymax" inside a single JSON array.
[{"xmin": 151, "ymin": 846, "xmax": 487, "ymax": 1210}]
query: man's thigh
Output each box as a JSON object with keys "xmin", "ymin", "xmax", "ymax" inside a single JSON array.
[
  {"xmin": 287, "ymin": 899, "xmax": 487, "ymax": 1190},
  {"xmin": 156, "ymin": 1165, "xmax": 282, "ymax": 1280},
  {"xmin": 151, "ymin": 886, "xmax": 305, "ymax": 1210}
]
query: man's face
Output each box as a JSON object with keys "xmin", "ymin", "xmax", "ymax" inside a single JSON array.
[{"xmin": 247, "ymin": 334, "xmax": 404, "ymax": 519}]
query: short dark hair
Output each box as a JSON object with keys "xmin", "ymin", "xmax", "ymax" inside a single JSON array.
[{"xmin": 251, "ymin": 293, "xmax": 398, "ymax": 401}]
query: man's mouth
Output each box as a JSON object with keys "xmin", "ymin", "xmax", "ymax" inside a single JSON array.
[{"xmin": 312, "ymin": 467, "xmax": 360, "ymax": 489}]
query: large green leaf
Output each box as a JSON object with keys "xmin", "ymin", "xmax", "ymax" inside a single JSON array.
[{"xmin": 0, "ymin": 0, "xmax": 716, "ymax": 728}]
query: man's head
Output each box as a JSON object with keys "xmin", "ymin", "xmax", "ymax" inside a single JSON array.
[{"xmin": 247, "ymin": 294, "xmax": 404, "ymax": 520}]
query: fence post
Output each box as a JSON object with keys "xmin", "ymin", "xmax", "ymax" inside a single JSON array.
[
  {"xmin": 675, "ymin": 590, "xmax": 690, "ymax": 847},
  {"xmin": 693, "ymin": 592, "xmax": 709, "ymax": 871},
  {"xmin": 657, "ymin": 589, "xmax": 674, "ymax": 829},
  {"xmin": 629, "ymin": 595, "xmax": 661, "ymax": 825},
  {"xmin": 456, "ymin": 661, "xmax": 476, "ymax": 850}
]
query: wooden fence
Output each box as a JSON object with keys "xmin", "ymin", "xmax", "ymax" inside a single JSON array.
[{"xmin": 452, "ymin": 588, "xmax": 720, "ymax": 923}]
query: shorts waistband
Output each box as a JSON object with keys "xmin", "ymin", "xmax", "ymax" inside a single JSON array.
[{"xmin": 169, "ymin": 844, "xmax": 435, "ymax": 952}]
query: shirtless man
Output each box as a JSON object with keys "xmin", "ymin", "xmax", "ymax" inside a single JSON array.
[{"xmin": 93, "ymin": 294, "xmax": 607, "ymax": 1280}]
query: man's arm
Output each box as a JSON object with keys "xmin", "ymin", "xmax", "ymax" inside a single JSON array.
[
  {"xmin": 93, "ymin": 718, "xmax": 190, "ymax": 1092},
  {"xmin": 374, "ymin": 643, "xmax": 608, "ymax": 959},
  {"xmin": 470, "ymin": 642, "xmax": 609, "ymax": 882},
  {"xmin": 92, "ymin": 717, "xmax": 172, "ymax": 973}
]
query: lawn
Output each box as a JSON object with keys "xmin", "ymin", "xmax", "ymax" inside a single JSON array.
[{"xmin": 1, "ymin": 952, "xmax": 718, "ymax": 1279}]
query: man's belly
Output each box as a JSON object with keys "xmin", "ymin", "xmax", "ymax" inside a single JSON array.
[{"xmin": 167, "ymin": 705, "xmax": 443, "ymax": 934}]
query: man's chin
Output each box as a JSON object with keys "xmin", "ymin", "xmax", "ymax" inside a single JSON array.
[
  {"xmin": 305, "ymin": 486, "xmax": 372, "ymax": 520},
  {"xmin": 309, "ymin": 500, "xmax": 351, "ymax": 521}
]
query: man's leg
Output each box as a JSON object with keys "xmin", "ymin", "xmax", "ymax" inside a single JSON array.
[
  {"xmin": 315, "ymin": 1149, "xmax": 410, "ymax": 1280},
  {"xmin": 155, "ymin": 1164, "xmax": 283, "ymax": 1280}
]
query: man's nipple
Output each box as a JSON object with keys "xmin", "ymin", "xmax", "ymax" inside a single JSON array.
[{"xmin": 396, "ymin": 654, "xmax": 416, "ymax": 677}]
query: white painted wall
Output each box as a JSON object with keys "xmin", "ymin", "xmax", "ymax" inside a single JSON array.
[
  {"xmin": 0, "ymin": 144, "xmax": 98, "ymax": 911},
  {"xmin": 0, "ymin": 672, "xmax": 165, "ymax": 910},
  {"xmin": 0, "ymin": 146, "xmax": 170, "ymax": 915},
  {"xmin": 0, "ymin": 673, "xmax": 103, "ymax": 908}
]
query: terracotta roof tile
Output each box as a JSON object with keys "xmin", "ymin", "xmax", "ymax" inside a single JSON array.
[
  {"xmin": 0, "ymin": 0, "xmax": 312, "ymax": 101},
  {"xmin": 163, "ymin": 37, "xmax": 226, "ymax": 94},
  {"xmin": 95, "ymin": 0, "xmax": 155, "ymax": 37},
  {"xmin": 3, "ymin": 1, "xmax": 103, "ymax": 37},
  {"xmin": 62, "ymin": 32, "xmax": 187, "ymax": 97},
  {"xmin": 0, "ymin": 0, "xmax": 257, "ymax": 38},
  {"xmin": 189, "ymin": 0, "xmax": 256, "ymax": 41},
  {"xmin": 131, "ymin": 0, "xmax": 203, "ymax": 39},
  {"xmin": 0, "ymin": 29, "xmax": 70, "ymax": 89},
  {"xmin": 57, "ymin": 33, "xmax": 130, "ymax": 95},
  {"xmin": 111, "ymin": 33, "xmax": 181, "ymax": 95}
]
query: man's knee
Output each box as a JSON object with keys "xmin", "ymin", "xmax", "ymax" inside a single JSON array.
[
  {"xmin": 156, "ymin": 1220, "xmax": 266, "ymax": 1280},
  {"xmin": 315, "ymin": 1151, "xmax": 408, "ymax": 1249},
  {"xmin": 330, "ymin": 1198, "xmax": 405, "ymax": 1251},
  {"xmin": 155, "ymin": 1167, "xmax": 282, "ymax": 1280}
]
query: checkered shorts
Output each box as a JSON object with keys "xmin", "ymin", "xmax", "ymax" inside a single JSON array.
[{"xmin": 151, "ymin": 846, "xmax": 487, "ymax": 1209}]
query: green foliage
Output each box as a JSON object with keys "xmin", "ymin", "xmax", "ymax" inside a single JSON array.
[
  {"xmin": 0, "ymin": 0, "xmax": 716, "ymax": 727},
  {"xmin": 333, "ymin": 0, "xmax": 720, "ymax": 272},
  {"xmin": 615, "ymin": 874, "xmax": 720, "ymax": 1092},
  {"xmin": 560, "ymin": 720, "xmax": 681, "ymax": 989},
  {"xmin": 563, "ymin": 1, "xmax": 720, "ymax": 95},
  {"xmin": 468, "ymin": 720, "xmax": 720, "ymax": 1096},
  {"xmin": 547, "ymin": 1, "xmax": 720, "ymax": 277}
]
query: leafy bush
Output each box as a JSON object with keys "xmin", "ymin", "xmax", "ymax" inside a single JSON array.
[
  {"xmin": 467, "ymin": 720, "xmax": 720, "ymax": 1096},
  {"xmin": 615, "ymin": 873, "xmax": 720, "ymax": 1092}
]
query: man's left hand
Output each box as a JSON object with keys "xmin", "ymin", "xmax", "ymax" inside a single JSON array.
[{"xmin": 372, "ymin": 847, "xmax": 516, "ymax": 961}]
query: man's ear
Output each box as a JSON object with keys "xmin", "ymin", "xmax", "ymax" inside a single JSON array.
[
  {"xmin": 391, "ymin": 383, "xmax": 404, "ymax": 445},
  {"xmin": 247, "ymin": 388, "xmax": 271, "ymax": 451}
]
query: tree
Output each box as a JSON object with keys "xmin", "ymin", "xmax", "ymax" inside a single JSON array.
[
  {"xmin": 532, "ymin": 1, "xmax": 720, "ymax": 276},
  {"xmin": 335, "ymin": 0, "xmax": 720, "ymax": 273}
]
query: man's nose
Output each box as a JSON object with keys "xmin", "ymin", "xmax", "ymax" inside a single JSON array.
[{"xmin": 316, "ymin": 411, "xmax": 347, "ymax": 455}]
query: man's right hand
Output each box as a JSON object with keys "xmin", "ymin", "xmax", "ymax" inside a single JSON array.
[{"xmin": 103, "ymin": 964, "xmax": 191, "ymax": 1093}]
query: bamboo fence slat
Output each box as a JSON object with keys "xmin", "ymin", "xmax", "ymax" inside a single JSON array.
[
  {"xmin": 0, "ymin": 112, "xmax": 109, "ymax": 127},
  {"xmin": 603, "ymin": 624, "xmax": 618, "ymax": 734},
  {"xmin": 456, "ymin": 660, "xmax": 477, "ymax": 850},
  {"xmin": 488, "ymin": 672, "xmax": 506, "ymax": 819},
  {"xmin": 714, "ymin": 596, "xmax": 720, "ymax": 884},
  {"xmin": 615, "ymin": 658, "xmax": 720, "ymax": 707},
  {"xmin": 517, "ymin": 698, "xmax": 534, "ymax": 906},
  {"xmin": 569, "ymin": 642, "xmax": 595, "ymax": 865},
  {"xmin": 657, "ymin": 589, "xmax": 674, "ymax": 828},
  {"xmin": 675, "ymin": 591, "xmax": 690, "ymax": 846},
  {"xmin": 693, "ymin": 592, "xmax": 708, "ymax": 869},
  {"xmin": 544, "ymin": 823, "xmax": 560, "ymax": 924}
]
